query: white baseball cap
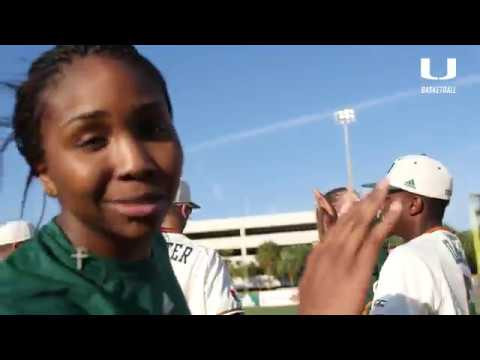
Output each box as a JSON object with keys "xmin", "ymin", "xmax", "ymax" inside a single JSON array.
[
  {"xmin": 0, "ymin": 221, "xmax": 35, "ymax": 246},
  {"xmin": 362, "ymin": 154, "xmax": 453, "ymax": 201},
  {"xmin": 174, "ymin": 180, "xmax": 200, "ymax": 209}
]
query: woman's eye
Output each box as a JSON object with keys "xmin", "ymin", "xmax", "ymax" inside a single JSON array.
[
  {"xmin": 151, "ymin": 123, "xmax": 168, "ymax": 134},
  {"xmin": 77, "ymin": 136, "xmax": 107, "ymax": 151},
  {"xmin": 138, "ymin": 119, "xmax": 173, "ymax": 140}
]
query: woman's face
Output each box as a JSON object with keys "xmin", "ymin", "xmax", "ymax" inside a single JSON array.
[{"xmin": 36, "ymin": 55, "xmax": 183, "ymax": 241}]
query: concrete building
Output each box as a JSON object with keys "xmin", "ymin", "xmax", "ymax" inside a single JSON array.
[{"xmin": 184, "ymin": 211, "xmax": 318, "ymax": 265}]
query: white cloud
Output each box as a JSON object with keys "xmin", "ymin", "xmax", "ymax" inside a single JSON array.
[{"xmin": 185, "ymin": 73, "xmax": 480, "ymax": 154}]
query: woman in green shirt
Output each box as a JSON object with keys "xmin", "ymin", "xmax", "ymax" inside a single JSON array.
[{"xmin": 0, "ymin": 45, "xmax": 190, "ymax": 315}]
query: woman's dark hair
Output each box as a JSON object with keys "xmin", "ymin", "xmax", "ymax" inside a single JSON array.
[{"xmin": 3, "ymin": 45, "xmax": 174, "ymax": 221}]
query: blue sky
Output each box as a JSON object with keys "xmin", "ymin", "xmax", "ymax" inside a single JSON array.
[{"xmin": 0, "ymin": 45, "xmax": 479, "ymax": 230}]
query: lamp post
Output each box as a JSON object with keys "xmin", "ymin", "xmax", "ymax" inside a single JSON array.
[{"xmin": 335, "ymin": 109, "xmax": 356, "ymax": 191}]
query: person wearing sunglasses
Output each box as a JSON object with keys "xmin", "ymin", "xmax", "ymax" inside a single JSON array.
[{"xmin": 160, "ymin": 180, "xmax": 243, "ymax": 315}]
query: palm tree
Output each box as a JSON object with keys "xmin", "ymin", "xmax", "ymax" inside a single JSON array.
[
  {"xmin": 276, "ymin": 245, "xmax": 312, "ymax": 286},
  {"xmin": 256, "ymin": 242, "xmax": 281, "ymax": 289}
]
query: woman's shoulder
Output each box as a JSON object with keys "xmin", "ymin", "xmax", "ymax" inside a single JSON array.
[
  {"xmin": 0, "ymin": 230, "xmax": 89, "ymax": 315},
  {"xmin": 0, "ymin": 221, "xmax": 72, "ymax": 295},
  {"xmin": 3, "ymin": 223, "xmax": 57, "ymax": 270}
]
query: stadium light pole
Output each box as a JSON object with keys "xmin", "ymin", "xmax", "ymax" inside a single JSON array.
[
  {"xmin": 335, "ymin": 109, "xmax": 356, "ymax": 191},
  {"xmin": 469, "ymin": 193, "xmax": 480, "ymax": 273}
]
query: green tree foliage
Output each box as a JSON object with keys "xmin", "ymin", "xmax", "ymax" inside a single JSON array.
[
  {"xmin": 228, "ymin": 261, "xmax": 262, "ymax": 279},
  {"xmin": 256, "ymin": 242, "xmax": 281, "ymax": 278},
  {"xmin": 457, "ymin": 230, "xmax": 478, "ymax": 274},
  {"xmin": 443, "ymin": 224, "xmax": 477, "ymax": 274},
  {"xmin": 218, "ymin": 249, "xmax": 238, "ymax": 257},
  {"xmin": 227, "ymin": 261, "xmax": 243, "ymax": 279},
  {"xmin": 276, "ymin": 244, "xmax": 312, "ymax": 286},
  {"xmin": 386, "ymin": 235, "xmax": 404, "ymax": 250}
]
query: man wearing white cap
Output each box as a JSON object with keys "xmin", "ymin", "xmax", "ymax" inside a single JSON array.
[
  {"xmin": 0, "ymin": 221, "xmax": 34, "ymax": 261},
  {"xmin": 363, "ymin": 154, "xmax": 475, "ymax": 315},
  {"xmin": 160, "ymin": 180, "xmax": 243, "ymax": 315}
]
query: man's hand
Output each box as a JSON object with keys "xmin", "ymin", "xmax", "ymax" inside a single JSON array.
[
  {"xmin": 337, "ymin": 189, "xmax": 360, "ymax": 217},
  {"xmin": 300, "ymin": 179, "xmax": 402, "ymax": 315},
  {"xmin": 314, "ymin": 188, "xmax": 360, "ymax": 241}
]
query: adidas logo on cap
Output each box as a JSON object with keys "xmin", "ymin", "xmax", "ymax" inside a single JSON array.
[
  {"xmin": 404, "ymin": 179, "xmax": 416, "ymax": 189},
  {"xmin": 362, "ymin": 154, "xmax": 453, "ymax": 201}
]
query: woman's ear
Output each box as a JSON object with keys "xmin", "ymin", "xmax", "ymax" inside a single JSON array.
[{"xmin": 37, "ymin": 163, "xmax": 58, "ymax": 198}]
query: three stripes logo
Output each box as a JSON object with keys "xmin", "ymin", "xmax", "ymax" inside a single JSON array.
[{"xmin": 404, "ymin": 179, "xmax": 416, "ymax": 189}]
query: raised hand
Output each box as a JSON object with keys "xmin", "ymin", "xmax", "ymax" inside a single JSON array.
[{"xmin": 300, "ymin": 179, "xmax": 402, "ymax": 315}]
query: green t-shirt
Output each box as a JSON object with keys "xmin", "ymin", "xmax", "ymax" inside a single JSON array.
[{"xmin": 0, "ymin": 220, "xmax": 190, "ymax": 315}]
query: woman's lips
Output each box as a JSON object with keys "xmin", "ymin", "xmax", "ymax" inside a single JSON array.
[{"xmin": 105, "ymin": 195, "xmax": 169, "ymax": 218}]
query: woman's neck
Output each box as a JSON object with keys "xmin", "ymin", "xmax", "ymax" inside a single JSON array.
[{"xmin": 56, "ymin": 212, "xmax": 153, "ymax": 262}]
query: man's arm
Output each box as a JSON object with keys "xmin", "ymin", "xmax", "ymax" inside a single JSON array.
[{"xmin": 204, "ymin": 250, "xmax": 244, "ymax": 315}]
